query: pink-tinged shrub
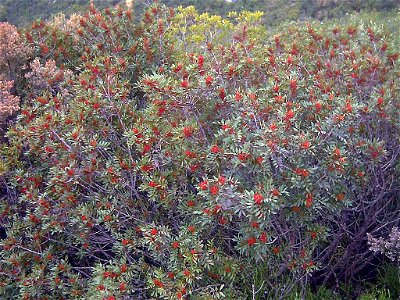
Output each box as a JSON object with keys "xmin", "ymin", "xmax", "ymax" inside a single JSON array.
[
  {"xmin": 0, "ymin": 22, "xmax": 32, "ymax": 80},
  {"xmin": 0, "ymin": 77, "xmax": 20, "ymax": 123}
]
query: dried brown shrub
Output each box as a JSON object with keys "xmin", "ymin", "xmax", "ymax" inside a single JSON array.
[
  {"xmin": 0, "ymin": 22, "xmax": 32, "ymax": 80},
  {"xmin": 0, "ymin": 76, "xmax": 19, "ymax": 123},
  {"xmin": 25, "ymin": 58, "xmax": 73, "ymax": 97}
]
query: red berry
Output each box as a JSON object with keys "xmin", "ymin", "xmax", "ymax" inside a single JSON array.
[
  {"xmin": 199, "ymin": 181, "xmax": 208, "ymax": 190},
  {"xmin": 238, "ymin": 153, "xmax": 249, "ymax": 161},
  {"xmin": 219, "ymin": 88, "xmax": 226, "ymax": 100},
  {"xmin": 119, "ymin": 282, "xmax": 126, "ymax": 291},
  {"xmin": 198, "ymin": 55, "xmax": 204, "ymax": 69},
  {"xmin": 247, "ymin": 237, "xmax": 256, "ymax": 246},
  {"xmin": 315, "ymin": 102, "xmax": 322, "ymax": 112},
  {"xmin": 218, "ymin": 176, "xmax": 226, "ymax": 185},
  {"xmin": 260, "ymin": 232, "xmax": 268, "ymax": 243},
  {"xmin": 185, "ymin": 150, "xmax": 196, "ymax": 158},
  {"xmin": 305, "ymin": 193, "xmax": 313, "ymax": 208},
  {"xmin": 271, "ymin": 189, "xmax": 280, "ymax": 197},
  {"xmin": 251, "ymin": 221, "xmax": 259, "ymax": 228},
  {"xmin": 153, "ymin": 278, "xmax": 164, "ymax": 288},
  {"xmin": 181, "ymin": 80, "xmax": 188, "ymax": 88},
  {"xmin": 301, "ymin": 141, "xmax": 310, "ymax": 149},
  {"xmin": 253, "ymin": 193, "xmax": 264, "ymax": 205},
  {"xmin": 121, "ymin": 264, "xmax": 127, "ymax": 273},
  {"xmin": 285, "ymin": 110, "xmax": 295, "ymax": 120},
  {"xmin": 148, "ymin": 181, "xmax": 157, "ymax": 188},
  {"xmin": 183, "ymin": 126, "xmax": 193, "ymax": 138},
  {"xmin": 211, "ymin": 145, "xmax": 220, "ymax": 153},
  {"xmin": 210, "ymin": 185, "xmax": 219, "ymax": 195}
]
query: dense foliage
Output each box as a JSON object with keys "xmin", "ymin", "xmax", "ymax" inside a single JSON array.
[{"xmin": 0, "ymin": 2, "xmax": 399, "ymax": 299}]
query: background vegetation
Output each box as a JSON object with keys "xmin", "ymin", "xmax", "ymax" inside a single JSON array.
[{"xmin": 1, "ymin": 0, "xmax": 399, "ymax": 28}]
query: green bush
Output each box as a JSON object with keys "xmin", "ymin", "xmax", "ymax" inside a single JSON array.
[{"xmin": 0, "ymin": 3, "xmax": 399, "ymax": 299}]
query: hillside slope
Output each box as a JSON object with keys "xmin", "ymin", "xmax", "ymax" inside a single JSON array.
[{"xmin": 1, "ymin": 0, "xmax": 399, "ymax": 28}]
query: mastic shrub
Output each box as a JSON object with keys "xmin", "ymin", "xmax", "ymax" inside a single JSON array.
[{"xmin": 0, "ymin": 3, "xmax": 399, "ymax": 299}]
